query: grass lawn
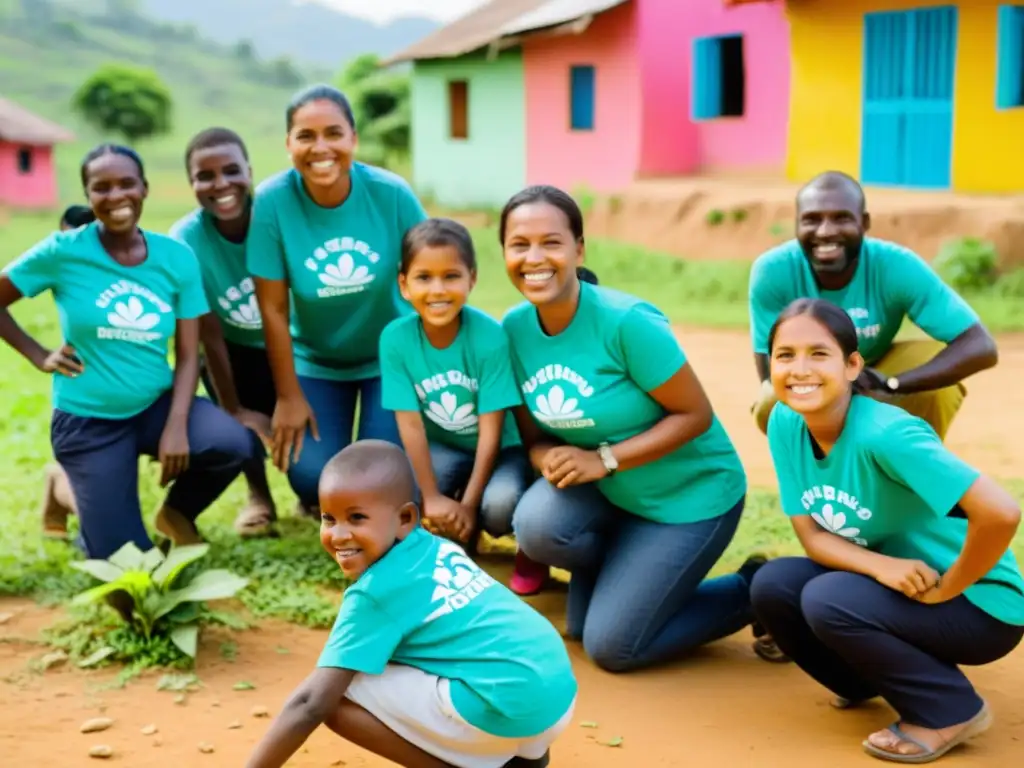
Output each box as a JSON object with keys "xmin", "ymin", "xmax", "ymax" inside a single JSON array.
[{"xmin": 3, "ymin": 192, "xmax": 1024, "ymax": 671}]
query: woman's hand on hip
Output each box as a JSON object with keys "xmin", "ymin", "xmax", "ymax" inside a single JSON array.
[
  {"xmin": 271, "ymin": 395, "xmax": 319, "ymax": 471},
  {"xmin": 158, "ymin": 420, "xmax": 190, "ymax": 487},
  {"xmin": 543, "ymin": 446, "xmax": 608, "ymax": 489},
  {"xmin": 39, "ymin": 343, "xmax": 84, "ymax": 377}
]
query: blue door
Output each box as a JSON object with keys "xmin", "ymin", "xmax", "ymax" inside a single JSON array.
[{"xmin": 861, "ymin": 7, "xmax": 957, "ymax": 188}]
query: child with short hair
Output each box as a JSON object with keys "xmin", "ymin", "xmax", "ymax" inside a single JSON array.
[
  {"xmin": 245, "ymin": 440, "xmax": 577, "ymax": 768},
  {"xmin": 380, "ymin": 217, "xmax": 546, "ymax": 594}
]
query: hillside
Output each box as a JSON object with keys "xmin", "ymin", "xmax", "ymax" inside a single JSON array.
[
  {"xmin": 141, "ymin": 0, "xmax": 437, "ymax": 65},
  {"xmin": 0, "ymin": 2, "xmax": 326, "ymax": 209}
]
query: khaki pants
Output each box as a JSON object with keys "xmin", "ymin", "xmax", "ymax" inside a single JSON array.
[{"xmin": 752, "ymin": 340, "xmax": 966, "ymax": 440}]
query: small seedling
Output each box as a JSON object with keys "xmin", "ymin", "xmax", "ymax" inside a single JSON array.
[{"xmin": 706, "ymin": 209, "xmax": 725, "ymax": 226}]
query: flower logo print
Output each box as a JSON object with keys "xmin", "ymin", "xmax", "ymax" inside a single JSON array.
[
  {"xmin": 228, "ymin": 295, "xmax": 261, "ymax": 328},
  {"xmin": 107, "ymin": 296, "xmax": 160, "ymax": 330},
  {"xmin": 424, "ymin": 391, "xmax": 477, "ymax": 432},
  {"xmin": 532, "ymin": 385, "xmax": 584, "ymax": 423},
  {"xmin": 308, "ymin": 252, "xmax": 373, "ymax": 288},
  {"xmin": 811, "ymin": 503, "xmax": 861, "ymax": 540}
]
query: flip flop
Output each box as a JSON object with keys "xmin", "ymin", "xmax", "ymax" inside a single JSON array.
[
  {"xmin": 233, "ymin": 502, "xmax": 278, "ymax": 538},
  {"xmin": 862, "ymin": 703, "xmax": 992, "ymax": 763}
]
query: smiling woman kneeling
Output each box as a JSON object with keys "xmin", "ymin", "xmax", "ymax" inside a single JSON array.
[
  {"xmin": 0, "ymin": 144, "xmax": 254, "ymax": 559},
  {"xmin": 751, "ymin": 298, "xmax": 1024, "ymax": 764}
]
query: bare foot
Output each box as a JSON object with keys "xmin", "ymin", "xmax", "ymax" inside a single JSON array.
[
  {"xmin": 40, "ymin": 463, "xmax": 75, "ymax": 538},
  {"xmin": 154, "ymin": 506, "xmax": 203, "ymax": 547},
  {"xmin": 864, "ymin": 705, "xmax": 992, "ymax": 760},
  {"xmin": 234, "ymin": 496, "xmax": 277, "ymax": 537}
]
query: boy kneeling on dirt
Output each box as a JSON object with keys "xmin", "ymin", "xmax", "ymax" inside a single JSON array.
[{"xmin": 245, "ymin": 440, "xmax": 577, "ymax": 768}]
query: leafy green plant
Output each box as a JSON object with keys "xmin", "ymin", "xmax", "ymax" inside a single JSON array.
[
  {"xmin": 933, "ymin": 237, "xmax": 999, "ymax": 292},
  {"xmin": 731, "ymin": 208, "xmax": 748, "ymax": 223},
  {"xmin": 706, "ymin": 209, "xmax": 725, "ymax": 226},
  {"xmin": 70, "ymin": 542, "xmax": 248, "ymax": 658}
]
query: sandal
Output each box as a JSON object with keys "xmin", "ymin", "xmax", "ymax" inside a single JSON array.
[
  {"xmin": 233, "ymin": 500, "xmax": 277, "ymax": 538},
  {"xmin": 862, "ymin": 703, "xmax": 992, "ymax": 763},
  {"xmin": 509, "ymin": 550, "xmax": 549, "ymax": 596},
  {"xmin": 751, "ymin": 620, "xmax": 792, "ymax": 663}
]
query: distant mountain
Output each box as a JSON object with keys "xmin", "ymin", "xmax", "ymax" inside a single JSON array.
[{"xmin": 140, "ymin": 0, "xmax": 438, "ymax": 65}]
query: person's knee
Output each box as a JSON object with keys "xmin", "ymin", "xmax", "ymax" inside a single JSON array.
[
  {"xmin": 750, "ymin": 557, "xmax": 810, "ymax": 616},
  {"xmin": 799, "ymin": 572, "xmax": 865, "ymax": 636},
  {"xmin": 581, "ymin": 622, "xmax": 638, "ymax": 674},
  {"xmin": 752, "ymin": 379, "xmax": 777, "ymax": 435},
  {"xmin": 511, "ymin": 480, "xmax": 565, "ymax": 562},
  {"xmin": 479, "ymin": 477, "xmax": 527, "ymax": 537}
]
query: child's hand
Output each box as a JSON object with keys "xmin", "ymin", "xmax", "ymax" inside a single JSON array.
[
  {"xmin": 448, "ymin": 503, "xmax": 478, "ymax": 543},
  {"xmin": 423, "ymin": 494, "xmax": 462, "ymax": 526}
]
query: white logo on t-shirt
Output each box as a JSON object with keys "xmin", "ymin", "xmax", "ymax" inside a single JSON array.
[
  {"xmin": 416, "ymin": 370, "xmax": 479, "ymax": 434},
  {"xmin": 801, "ymin": 484, "xmax": 872, "ymax": 546},
  {"xmin": 94, "ymin": 280, "xmax": 172, "ymax": 344},
  {"xmin": 522, "ymin": 364, "xmax": 595, "ymax": 429},
  {"xmin": 217, "ymin": 278, "xmax": 261, "ymax": 329},
  {"xmin": 304, "ymin": 237, "xmax": 380, "ymax": 298},
  {"xmin": 423, "ymin": 541, "xmax": 495, "ymax": 623}
]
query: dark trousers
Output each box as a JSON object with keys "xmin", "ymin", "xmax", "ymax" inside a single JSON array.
[
  {"xmin": 750, "ymin": 557, "xmax": 1024, "ymax": 728},
  {"xmin": 51, "ymin": 392, "xmax": 253, "ymax": 559},
  {"xmin": 200, "ymin": 340, "xmax": 276, "ymax": 487}
]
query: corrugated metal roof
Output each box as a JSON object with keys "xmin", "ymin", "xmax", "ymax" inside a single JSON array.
[
  {"xmin": 0, "ymin": 97, "xmax": 75, "ymax": 145},
  {"xmin": 385, "ymin": 0, "xmax": 629, "ymax": 64}
]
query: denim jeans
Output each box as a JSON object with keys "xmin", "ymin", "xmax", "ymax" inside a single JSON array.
[
  {"xmin": 51, "ymin": 392, "xmax": 253, "ymax": 559},
  {"xmin": 512, "ymin": 479, "xmax": 751, "ymax": 672},
  {"xmin": 288, "ymin": 375, "xmax": 400, "ymax": 507},
  {"xmin": 750, "ymin": 557, "xmax": 1024, "ymax": 728},
  {"xmin": 427, "ymin": 442, "xmax": 532, "ymax": 537}
]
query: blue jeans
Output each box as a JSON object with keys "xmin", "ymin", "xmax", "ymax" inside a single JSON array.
[
  {"xmin": 513, "ymin": 480, "xmax": 751, "ymax": 672},
  {"xmin": 288, "ymin": 375, "xmax": 400, "ymax": 507},
  {"xmin": 51, "ymin": 392, "xmax": 253, "ymax": 559},
  {"xmin": 428, "ymin": 443, "xmax": 532, "ymax": 537},
  {"xmin": 750, "ymin": 557, "xmax": 1024, "ymax": 728}
]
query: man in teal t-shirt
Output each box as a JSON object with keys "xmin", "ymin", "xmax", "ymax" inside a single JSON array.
[
  {"xmin": 749, "ymin": 171, "xmax": 998, "ymax": 439},
  {"xmin": 244, "ymin": 441, "xmax": 576, "ymax": 768}
]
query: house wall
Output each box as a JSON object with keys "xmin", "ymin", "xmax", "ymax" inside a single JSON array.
[
  {"xmin": 0, "ymin": 143, "xmax": 58, "ymax": 208},
  {"xmin": 636, "ymin": 0, "xmax": 791, "ymax": 175},
  {"xmin": 786, "ymin": 0, "xmax": 1024, "ymax": 193},
  {"xmin": 410, "ymin": 52, "xmax": 527, "ymax": 208},
  {"xmin": 522, "ymin": 2, "xmax": 642, "ymax": 193}
]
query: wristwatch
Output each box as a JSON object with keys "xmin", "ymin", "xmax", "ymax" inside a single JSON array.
[
  {"xmin": 885, "ymin": 376, "xmax": 900, "ymax": 392},
  {"xmin": 597, "ymin": 443, "xmax": 618, "ymax": 476}
]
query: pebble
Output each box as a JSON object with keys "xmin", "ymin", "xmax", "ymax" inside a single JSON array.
[
  {"xmin": 228, "ymin": 720, "xmax": 242, "ymax": 729},
  {"xmin": 141, "ymin": 724, "xmax": 158, "ymax": 735},
  {"xmin": 88, "ymin": 745, "xmax": 113, "ymax": 758},
  {"xmin": 41, "ymin": 650, "xmax": 69, "ymax": 670},
  {"xmin": 250, "ymin": 705, "xmax": 270, "ymax": 718},
  {"xmin": 80, "ymin": 717, "xmax": 114, "ymax": 734},
  {"xmin": 198, "ymin": 742, "xmax": 215, "ymax": 753},
  {"xmin": 0, "ymin": 611, "xmax": 13, "ymax": 624},
  {"xmin": 153, "ymin": 737, "xmax": 163, "ymax": 747}
]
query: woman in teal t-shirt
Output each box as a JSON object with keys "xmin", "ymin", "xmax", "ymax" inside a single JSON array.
[
  {"xmin": 378, "ymin": 218, "xmax": 538, "ymax": 590},
  {"xmin": 170, "ymin": 127, "xmax": 278, "ymax": 537},
  {"xmin": 500, "ymin": 185, "xmax": 763, "ymax": 672},
  {"xmin": 247, "ymin": 84, "xmax": 428, "ymax": 518},
  {"xmin": 752, "ymin": 298, "xmax": 1024, "ymax": 764},
  {"xmin": 0, "ymin": 144, "xmax": 253, "ymax": 560}
]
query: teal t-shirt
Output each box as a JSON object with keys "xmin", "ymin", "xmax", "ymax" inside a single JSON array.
[
  {"xmin": 318, "ymin": 527, "xmax": 577, "ymax": 738},
  {"xmin": 169, "ymin": 208, "xmax": 264, "ymax": 348},
  {"xmin": 502, "ymin": 283, "xmax": 747, "ymax": 524},
  {"xmin": 379, "ymin": 306, "xmax": 522, "ymax": 452},
  {"xmin": 246, "ymin": 163, "xmax": 428, "ymax": 380},
  {"xmin": 749, "ymin": 237, "xmax": 980, "ymax": 364},
  {"xmin": 768, "ymin": 395, "xmax": 1024, "ymax": 625},
  {"xmin": 3, "ymin": 223, "xmax": 209, "ymax": 419}
]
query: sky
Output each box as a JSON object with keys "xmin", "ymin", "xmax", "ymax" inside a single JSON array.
[{"xmin": 309, "ymin": 0, "xmax": 489, "ymax": 24}]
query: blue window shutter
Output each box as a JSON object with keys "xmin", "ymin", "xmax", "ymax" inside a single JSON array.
[
  {"xmin": 692, "ymin": 37, "xmax": 723, "ymax": 119},
  {"xmin": 996, "ymin": 6, "xmax": 1023, "ymax": 109},
  {"xmin": 570, "ymin": 65, "xmax": 595, "ymax": 130}
]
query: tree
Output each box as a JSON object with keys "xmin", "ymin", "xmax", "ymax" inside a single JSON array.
[
  {"xmin": 335, "ymin": 54, "xmax": 411, "ymax": 168},
  {"xmin": 72, "ymin": 64, "xmax": 173, "ymax": 145}
]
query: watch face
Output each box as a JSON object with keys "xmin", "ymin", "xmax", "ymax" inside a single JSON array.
[{"xmin": 887, "ymin": 377, "xmax": 899, "ymax": 391}]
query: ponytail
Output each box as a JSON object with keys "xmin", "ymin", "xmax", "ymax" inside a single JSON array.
[{"xmin": 577, "ymin": 266, "xmax": 599, "ymax": 285}]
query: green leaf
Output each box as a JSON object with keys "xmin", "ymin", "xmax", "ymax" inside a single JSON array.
[
  {"xmin": 152, "ymin": 543, "xmax": 210, "ymax": 589},
  {"xmin": 69, "ymin": 559, "xmax": 125, "ymax": 584},
  {"xmin": 233, "ymin": 681, "xmax": 255, "ymax": 690},
  {"xmin": 107, "ymin": 542, "xmax": 148, "ymax": 571},
  {"xmin": 71, "ymin": 581, "xmax": 132, "ymax": 606},
  {"xmin": 140, "ymin": 546, "xmax": 165, "ymax": 574},
  {"xmin": 169, "ymin": 624, "xmax": 199, "ymax": 658},
  {"xmin": 600, "ymin": 737, "xmax": 624, "ymax": 747},
  {"xmin": 170, "ymin": 569, "xmax": 248, "ymax": 603},
  {"xmin": 580, "ymin": 721, "xmax": 599, "ymax": 729}
]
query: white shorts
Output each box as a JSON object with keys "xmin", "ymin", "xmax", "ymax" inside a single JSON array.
[{"xmin": 344, "ymin": 663, "xmax": 575, "ymax": 768}]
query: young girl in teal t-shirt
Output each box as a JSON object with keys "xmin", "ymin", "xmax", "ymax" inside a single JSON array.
[
  {"xmin": 379, "ymin": 218, "xmax": 543, "ymax": 593},
  {"xmin": 752, "ymin": 297, "xmax": 1024, "ymax": 764}
]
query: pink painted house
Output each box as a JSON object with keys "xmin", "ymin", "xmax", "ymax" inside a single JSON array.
[
  {"xmin": 0, "ymin": 96, "xmax": 75, "ymax": 209},
  {"xmin": 523, "ymin": 0, "xmax": 790, "ymax": 192}
]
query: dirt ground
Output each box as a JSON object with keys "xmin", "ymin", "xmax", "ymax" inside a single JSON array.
[
  {"xmin": 585, "ymin": 176, "xmax": 1024, "ymax": 267},
  {"xmin": 3, "ymin": 327, "xmax": 1024, "ymax": 766}
]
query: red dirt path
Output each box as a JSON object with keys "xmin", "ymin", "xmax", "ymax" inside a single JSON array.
[{"xmin": 3, "ymin": 328, "xmax": 1023, "ymax": 766}]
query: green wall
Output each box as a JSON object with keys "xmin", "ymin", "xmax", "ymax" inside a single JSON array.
[{"xmin": 411, "ymin": 51, "xmax": 526, "ymax": 208}]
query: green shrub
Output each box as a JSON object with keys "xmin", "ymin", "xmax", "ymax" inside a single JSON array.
[{"xmin": 933, "ymin": 237, "xmax": 999, "ymax": 292}]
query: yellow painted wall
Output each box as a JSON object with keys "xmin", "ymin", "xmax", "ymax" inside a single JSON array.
[{"xmin": 786, "ymin": 0, "xmax": 1024, "ymax": 192}]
